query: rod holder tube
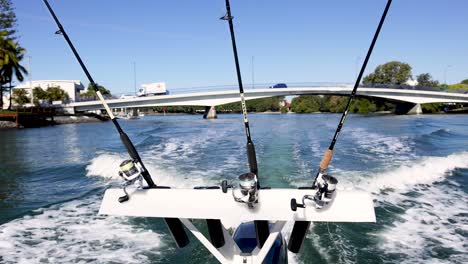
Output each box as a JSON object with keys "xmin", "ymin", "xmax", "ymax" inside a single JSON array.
[{"xmin": 207, "ymin": 219, "xmax": 225, "ymax": 248}]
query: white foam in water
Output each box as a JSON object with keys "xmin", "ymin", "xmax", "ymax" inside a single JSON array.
[
  {"xmin": 362, "ymin": 152, "xmax": 468, "ymax": 196},
  {"xmin": 379, "ymin": 185, "xmax": 467, "ymax": 263},
  {"xmin": 86, "ymin": 152, "xmax": 213, "ymax": 188},
  {"xmin": 346, "ymin": 127, "xmax": 414, "ymax": 160},
  {"xmin": 0, "ymin": 198, "xmax": 165, "ymax": 264},
  {"xmin": 86, "ymin": 153, "xmax": 125, "ymax": 179},
  {"xmin": 289, "ymin": 152, "xmax": 468, "ymax": 262},
  {"xmin": 147, "ymin": 127, "xmax": 229, "ymax": 162},
  {"xmin": 360, "ymin": 152, "xmax": 468, "ymax": 262},
  {"xmin": 324, "ymin": 152, "xmax": 468, "ymax": 195}
]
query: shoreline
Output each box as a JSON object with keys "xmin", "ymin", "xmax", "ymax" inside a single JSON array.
[
  {"xmin": 0, "ymin": 115, "xmax": 106, "ymax": 130},
  {"xmin": 53, "ymin": 115, "xmax": 107, "ymax": 124},
  {"xmin": 0, "ymin": 110, "xmax": 462, "ymax": 130}
]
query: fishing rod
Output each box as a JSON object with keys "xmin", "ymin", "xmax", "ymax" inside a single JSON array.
[
  {"xmin": 221, "ymin": 0, "xmax": 258, "ymax": 178},
  {"xmin": 220, "ymin": 0, "xmax": 270, "ymax": 248},
  {"xmin": 41, "ymin": 0, "xmax": 189, "ymax": 248},
  {"xmin": 288, "ymin": 0, "xmax": 393, "ymax": 253}
]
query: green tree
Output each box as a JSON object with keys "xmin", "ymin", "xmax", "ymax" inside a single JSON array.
[
  {"xmin": 217, "ymin": 96, "xmax": 284, "ymax": 112},
  {"xmin": 46, "ymin": 87, "xmax": 69, "ymax": 101},
  {"xmin": 291, "ymin": 95, "xmax": 322, "ymax": 113},
  {"xmin": 0, "ymin": 32, "xmax": 27, "ymax": 109},
  {"xmin": 0, "ymin": 0, "xmax": 21, "ymax": 109},
  {"xmin": 0, "ymin": 0, "xmax": 17, "ymax": 39},
  {"xmin": 290, "ymin": 95, "xmax": 395, "ymax": 114},
  {"xmin": 363, "ymin": 61, "xmax": 412, "ymax": 85},
  {"xmin": 32, "ymin": 87, "xmax": 47, "ymax": 104},
  {"xmin": 246, "ymin": 96, "xmax": 283, "ymax": 112},
  {"xmin": 446, "ymin": 83, "xmax": 468, "ymax": 91},
  {"xmin": 12, "ymin": 88, "xmax": 28, "ymax": 105},
  {"xmin": 461, "ymin": 79, "xmax": 468, "ymax": 85},
  {"xmin": 84, "ymin": 83, "xmax": 111, "ymax": 96},
  {"xmin": 421, "ymin": 103, "xmax": 444, "ymax": 113},
  {"xmin": 416, "ymin": 73, "xmax": 439, "ymax": 87}
]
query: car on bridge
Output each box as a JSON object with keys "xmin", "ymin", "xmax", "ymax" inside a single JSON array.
[{"xmin": 270, "ymin": 83, "xmax": 288, "ymax": 89}]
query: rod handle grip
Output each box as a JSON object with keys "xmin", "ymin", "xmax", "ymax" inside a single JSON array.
[{"xmin": 320, "ymin": 149, "xmax": 333, "ymax": 171}]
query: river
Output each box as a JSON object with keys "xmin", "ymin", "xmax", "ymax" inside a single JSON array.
[{"xmin": 0, "ymin": 113, "xmax": 467, "ymax": 263}]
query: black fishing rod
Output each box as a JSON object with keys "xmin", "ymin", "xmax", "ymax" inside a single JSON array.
[
  {"xmin": 288, "ymin": 0, "xmax": 393, "ymax": 253},
  {"xmin": 41, "ymin": 0, "xmax": 189, "ymax": 248},
  {"xmin": 42, "ymin": 0, "xmax": 155, "ymax": 189},
  {"xmin": 221, "ymin": 0, "xmax": 258, "ymax": 178},
  {"xmin": 221, "ymin": 0, "xmax": 270, "ymax": 248}
]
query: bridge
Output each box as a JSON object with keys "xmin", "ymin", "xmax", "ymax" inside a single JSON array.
[{"xmin": 65, "ymin": 86, "xmax": 468, "ymax": 117}]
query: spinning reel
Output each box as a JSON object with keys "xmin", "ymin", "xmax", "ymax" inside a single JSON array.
[
  {"xmin": 117, "ymin": 159, "xmax": 144, "ymax": 203},
  {"xmin": 221, "ymin": 172, "xmax": 259, "ymax": 208},
  {"xmin": 291, "ymin": 174, "xmax": 338, "ymax": 211}
]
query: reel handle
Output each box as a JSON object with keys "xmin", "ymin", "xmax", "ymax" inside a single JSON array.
[
  {"xmin": 221, "ymin": 180, "xmax": 233, "ymax": 193},
  {"xmin": 118, "ymin": 195, "xmax": 129, "ymax": 203},
  {"xmin": 290, "ymin": 198, "xmax": 306, "ymax": 211}
]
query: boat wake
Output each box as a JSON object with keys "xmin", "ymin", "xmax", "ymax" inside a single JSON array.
[
  {"xmin": 287, "ymin": 152, "xmax": 468, "ymax": 263},
  {"xmin": 86, "ymin": 152, "xmax": 213, "ymax": 188},
  {"xmin": 348, "ymin": 152, "xmax": 468, "ymax": 263},
  {"xmin": 0, "ymin": 197, "xmax": 166, "ymax": 264}
]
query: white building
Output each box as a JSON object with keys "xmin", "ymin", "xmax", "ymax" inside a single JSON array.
[{"xmin": 13, "ymin": 80, "xmax": 85, "ymax": 105}]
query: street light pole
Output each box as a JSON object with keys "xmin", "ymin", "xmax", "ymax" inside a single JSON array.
[
  {"xmin": 29, "ymin": 55, "xmax": 33, "ymax": 104},
  {"xmin": 355, "ymin": 56, "xmax": 361, "ymax": 79},
  {"xmin": 444, "ymin": 65, "xmax": 452, "ymax": 85},
  {"xmin": 133, "ymin": 62, "xmax": 136, "ymax": 95},
  {"xmin": 252, "ymin": 56, "xmax": 255, "ymax": 89}
]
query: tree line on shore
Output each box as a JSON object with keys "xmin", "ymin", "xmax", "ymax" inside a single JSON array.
[
  {"xmin": 151, "ymin": 96, "xmax": 286, "ymax": 114},
  {"xmin": 247, "ymin": 61, "xmax": 466, "ymax": 114}
]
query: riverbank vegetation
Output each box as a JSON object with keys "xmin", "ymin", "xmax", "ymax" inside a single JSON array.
[
  {"xmin": 217, "ymin": 96, "xmax": 284, "ymax": 112},
  {"xmin": 362, "ymin": 61, "xmax": 467, "ymax": 113},
  {"xmin": 32, "ymin": 87, "xmax": 70, "ymax": 103},
  {"xmin": 291, "ymin": 95, "xmax": 395, "ymax": 114},
  {"xmin": 151, "ymin": 96, "xmax": 285, "ymax": 114}
]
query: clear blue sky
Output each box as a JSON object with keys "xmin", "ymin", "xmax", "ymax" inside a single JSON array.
[{"xmin": 13, "ymin": 0, "xmax": 468, "ymax": 95}]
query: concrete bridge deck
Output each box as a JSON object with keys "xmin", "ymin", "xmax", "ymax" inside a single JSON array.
[{"xmin": 66, "ymin": 87, "xmax": 468, "ymax": 115}]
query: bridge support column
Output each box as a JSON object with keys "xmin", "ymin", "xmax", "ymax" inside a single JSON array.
[
  {"xmin": 395, "ymin": 103, "xmax": 422, "ymax": 115},
  {"xmin": 203, "ymin": 106, "xmax": 217, "ymax": 119},
  {"xmin": 132, "ymin": 108, "xmax": 138, "ymax": 117}
]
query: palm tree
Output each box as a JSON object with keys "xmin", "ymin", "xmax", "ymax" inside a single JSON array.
[{"xmin": 0, "ymin": 32, "xmax": 27, "ymax": 109}]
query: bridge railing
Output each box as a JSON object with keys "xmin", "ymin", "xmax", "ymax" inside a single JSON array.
[
  {"xmin": 76, "ymin": 82, "xmax": 467, "ymax": 103},
  {"xmin": 168, "ymin": 82, "xmax": 353, "ymax": 95},
  {"xmin": 360, "ymin": 83, "xmax": 468, "ymax": 94}
]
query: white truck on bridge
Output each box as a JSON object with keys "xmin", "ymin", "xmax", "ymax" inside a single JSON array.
[{"xmin": 137, "ymin": 82, "xmax": 169, "ymax": 97}]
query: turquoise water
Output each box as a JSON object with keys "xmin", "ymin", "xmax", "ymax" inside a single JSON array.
[{"xmin": 0, "ymin": 114, "xmax": 467, "ymax": 263}]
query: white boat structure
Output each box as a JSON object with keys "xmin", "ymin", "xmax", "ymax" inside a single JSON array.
[{"xmin": 100, "ymin": 187, "xmax": 375, "ymax": 263}]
